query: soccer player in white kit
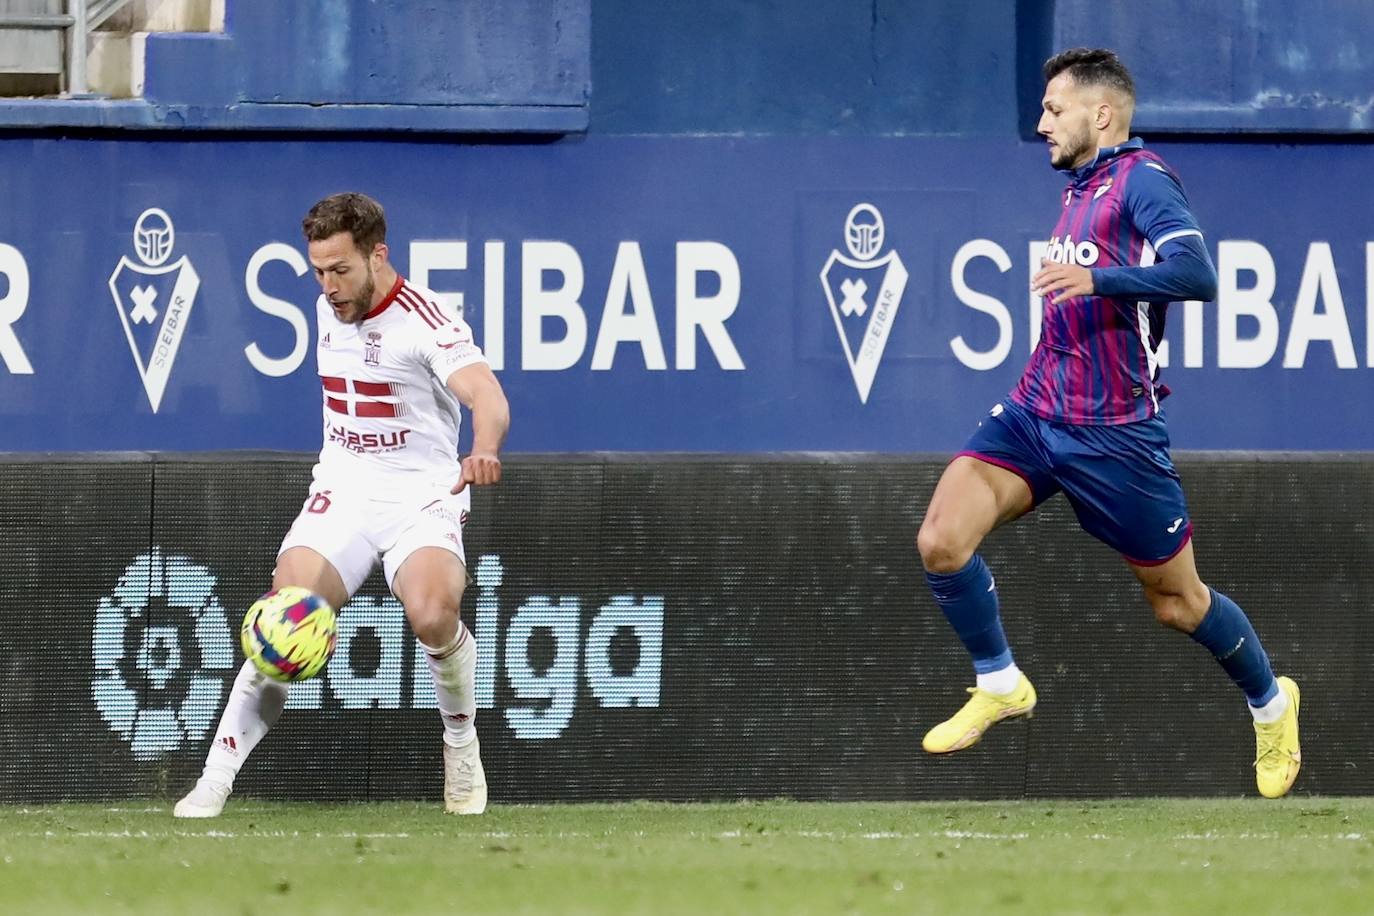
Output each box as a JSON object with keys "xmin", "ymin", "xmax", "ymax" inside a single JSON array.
[{"xmin": 175, "ymin": 192, "xmax": 509, "ymax": 817}]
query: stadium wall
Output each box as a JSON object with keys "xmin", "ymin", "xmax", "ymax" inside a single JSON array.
[
  {"xmin": 2, "ymin": 2, "xmax": 1370, "ymax": 807},
  {"xmin": 4, "ymin": 0, "xmax": 1367, "ymax": 134},
  {"xmin": 1, "ymin": 134, "xmax": 1372, "ymax": 452},
  {"xmin": 592, "ymin": 0, "xmax": 1374, "ymax": 136},
  {"xmin": 0, "ymin": 0, "xmax": 591, "ymax": 132},
  {"xmin": 1, "ymin": 453, "xmax": 1367, "ymax": 803}
]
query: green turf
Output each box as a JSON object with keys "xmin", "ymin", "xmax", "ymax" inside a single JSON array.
[{"xmin": 1, "ymin": 799, "xmax": 1371, "ymax": 914}]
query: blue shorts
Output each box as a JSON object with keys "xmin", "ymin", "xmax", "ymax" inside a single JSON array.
[{"xmin": 959, "ymin": 399, "xmax": 1192, "ymax": 565}]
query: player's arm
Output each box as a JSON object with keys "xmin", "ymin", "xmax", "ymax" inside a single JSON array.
[
  {"xmin": 447, "ymin": 361, "xmax": 510, "ymax": 493},
  {"xmin": 1088, "ymin": 162, "xmax": 1218, "ymax": 303},
  {"xmin": 1032, "ymin": 163, "xmax": 1218, "ymax": 305},
  {"xmin": 1090, "ymin": 237, "xmax": 1216, "ymax": 303}
]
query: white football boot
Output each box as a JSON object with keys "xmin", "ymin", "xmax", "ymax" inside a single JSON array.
[
  {"xmin": 173, "ymin": 778, "xmax": 231, "ymax": 818},
  {"xmin": 443, "ymin": 737, "xmax": 488, "ymax": 815}
]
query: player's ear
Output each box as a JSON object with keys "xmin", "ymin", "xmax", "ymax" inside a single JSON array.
[
  {"xmin": 372, "ymin": 241, "xmax": 388, "ymax": 267},
  {"xmin": 1095, "ymin": 101, "xmax": 1112, "ymax": 130}
]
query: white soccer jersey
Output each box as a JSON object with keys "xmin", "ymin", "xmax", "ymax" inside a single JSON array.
[{"xmin": 310, "ymin": 276, "xmax": 487, "ymax": 493}]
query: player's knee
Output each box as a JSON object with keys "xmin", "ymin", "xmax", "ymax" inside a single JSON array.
[
  {"xmin": 272, "ymin": 548, "xmax": 349, "ymax": 611},
  {"xmin": 405, "ymin": 596, "xmax": 462, "ymax": 647},
  {"xmin": 1149, "ymin": 596, "xmax": 1188, "ymax": 631},
  {"xmin": 917, "ymin": 519, "xmax": 971, "ymax": 574},
  {"xmin": 1146, "ymin": 586, "xmax": 1209, "ymax": 633},
  {"xmin": 408, "ymin": 607, "xmax": 459, "ymax": 647}
]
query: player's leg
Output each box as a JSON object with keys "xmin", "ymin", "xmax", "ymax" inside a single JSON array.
[
  {"xmin": 391, "ymin": 546, "xmax": 476, "ymax": 751},
  {"xmin": 175, "ymin": 491, "xmax": 374, "ymax": 818},
  {"xmin": 271, "ymin": 546, "xmax": 352, "ymax": 611},
  {"xmin": 1128, "ymin": 544, "xmax": 1300, "ymax": 798},
  {"xmin": 1056, "ymin": 417, "xmax": 1299, "ymax": 797},
  {"xmin": 386, "ymin": 493, "xmax": 485, "ymax": 814},
  {"xmin": 918, "ymin": 402, "xmax": 1056, "ymax": 753},
  {"xmin": 919, "ymin": 456, "xmax": 1033, "ymax": 678},
  {"xmin": 1127, "ymin": 541, "xmax": 1274, "ymax": 696}
]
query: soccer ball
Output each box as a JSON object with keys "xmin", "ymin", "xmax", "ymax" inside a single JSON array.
[{"xmin": 240, "ymin": 586, "xmax": 338, "ymax": 683}]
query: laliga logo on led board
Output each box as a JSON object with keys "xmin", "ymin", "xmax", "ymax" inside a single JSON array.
[
  {"xmin": 90, "ymin": 550, "xmax": 664, "ymax": 756},
  {"xmin": 278, "ymin": 555, "xmax": 664, "ymax": 740},
  {"xmin": 91, "ymin": 549, "xmax": 236, "ymax": 760}
]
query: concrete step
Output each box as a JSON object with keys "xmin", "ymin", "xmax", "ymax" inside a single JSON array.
[
  {"xmin": 87, "ymin": 31, "xmax": 135, "ymax": 97},
  {"xmin": 98, "ymin": 0, "xmax": 222, "ymax": 34},
  {"xmin": 87, "ymin": 0, "xmax": 223, "ymax": 98}
]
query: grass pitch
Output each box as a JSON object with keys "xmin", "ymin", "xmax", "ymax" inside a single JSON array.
[{"xmin": 2, "ymin": 798, "xmax": 1371, "ymax": 914}]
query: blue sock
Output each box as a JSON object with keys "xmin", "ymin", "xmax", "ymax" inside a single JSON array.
[
  {"xmin": 925, "ymin": 554, "xmax": 1012, "ymax": 674},
  {"xmin": 1190, "ymin": 587, "xmax": 1279, "ymax": 706}
]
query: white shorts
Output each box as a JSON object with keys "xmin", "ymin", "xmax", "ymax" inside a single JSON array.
[{"xmin": 278, "ymin": 482, "xmax": 471, "ymax": 596}]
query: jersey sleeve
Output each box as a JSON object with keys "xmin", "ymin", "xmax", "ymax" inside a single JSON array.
[
  {"xmin": 416, "ymin": 315, "xmax": 488, "ymax": 381},
  {"xmin": 1123, "ymin": 159, "xmax": 1204, "ymax": 253},
  {"xmin": 1091, "ymin": 233, "xmax": 1217, "ymax": 302}
]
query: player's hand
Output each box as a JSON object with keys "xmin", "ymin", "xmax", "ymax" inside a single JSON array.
[
  {"xmin": 451, "ymin": 452, "xmax": 502, "ymax": 493},
  {"xmin": 1032, "ymin": 258, "xmax": 1094, "ymax": 304}
]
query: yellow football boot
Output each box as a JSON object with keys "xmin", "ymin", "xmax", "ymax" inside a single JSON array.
[
  {"xmin": 1253, "ymin": 676, "xmax": 1301, "ymax": 799},
  {"xmin": 922, "ymin": 673, "xmax": 1037, "ymax": 754}
]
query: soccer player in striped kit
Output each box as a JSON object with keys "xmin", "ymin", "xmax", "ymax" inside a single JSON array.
[
  {"xmin": 916, "ymin": 49, "xmax": 1301, "ymax": 797},
  {"xmin": 176, "ymin": 192, "xmax": 508, "ymax": 816}
]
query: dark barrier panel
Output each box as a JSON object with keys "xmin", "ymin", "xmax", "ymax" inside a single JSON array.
[{"xmin": 0, "ymin": 454, "xmax": 1368, "ymax": 802}]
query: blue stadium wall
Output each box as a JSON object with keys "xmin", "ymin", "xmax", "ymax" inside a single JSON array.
[
  {"xmin": 3, "ymin": 1, "xmax": 1374, "ymax": 451},
  {"xmin": 1, "ymin": 1, "xmax": 1371, "ymax": 801}
]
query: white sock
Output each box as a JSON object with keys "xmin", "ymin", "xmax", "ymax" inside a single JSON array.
[
  {"xmin": 201, "ymin": 660, "xmax": 288, "ymax": 787},
  {"xmin": 422, "ymin": 624, "xmax": 477, "ymax": 748},
  {"xmin": 1249, "ymin": 687, "xmax": 1289, "ymax": 723},
  {"xmin": 976, "ymin": 662, "xmax": 1022, "ymax": 696}
]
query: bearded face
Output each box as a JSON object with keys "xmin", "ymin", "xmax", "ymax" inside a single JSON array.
[
  {"xmin": 309, "ymin": 232, "xmax": 381, "ymax": 324},
  {"xmin": 1038, "ymin": 72, "xmax": 1108, "ymax": 171},
  {"xmin": 1049, "ymin": 115, "xmax": 1095, "ymax": 169},
  {"xmin": 329, "ymin": 262, "xmax": 376, "ymax": 324}
]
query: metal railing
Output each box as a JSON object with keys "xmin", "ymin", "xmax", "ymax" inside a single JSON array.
[{"xmin": 0, "ymin": 0, "xmax": 133, "ymax": 95}]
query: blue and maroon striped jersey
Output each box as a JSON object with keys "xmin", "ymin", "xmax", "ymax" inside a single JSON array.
[{"xmin": 1010, "ymin": 138, "xmax": 1205, "ymax": 425}]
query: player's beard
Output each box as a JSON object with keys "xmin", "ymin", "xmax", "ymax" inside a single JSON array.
[
  {"xmin": 333, "ymin": 266, "xmax": 377, "ymax": 324},
  {"xmin": 1050, "ymin": 120, "xmax": 1095, "ymax": 169}
]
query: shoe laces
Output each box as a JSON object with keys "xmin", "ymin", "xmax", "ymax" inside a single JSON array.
[{"xmin": 1253, "ymin": 722, "xmax": 1288, "ymax": 769}]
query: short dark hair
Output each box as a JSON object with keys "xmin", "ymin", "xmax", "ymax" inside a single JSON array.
[
  {"xmin": 302, "ymin": 192, "xmax": 387, "ymax": 255},
  {"xmin": 1043, "ymin": 47, "xmax": 1135, "ymax": 99}
]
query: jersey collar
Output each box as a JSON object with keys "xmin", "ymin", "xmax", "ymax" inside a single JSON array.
[
  {"xmin": 362, "ymin": 274, "xmax": 405, "ymax": 321},
  {"xmin": 1061, "ymin": 136, "xmax": 1144, "ymax": 186}
]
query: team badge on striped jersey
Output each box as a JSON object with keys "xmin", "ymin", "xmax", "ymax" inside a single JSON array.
[
  {"xmin": 819, "ymin": 202, "xmax": 909, "ymax": 404},
  {"xmin": 107, "ymin": 208, "xmax": 201, "ymax": 413}
]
